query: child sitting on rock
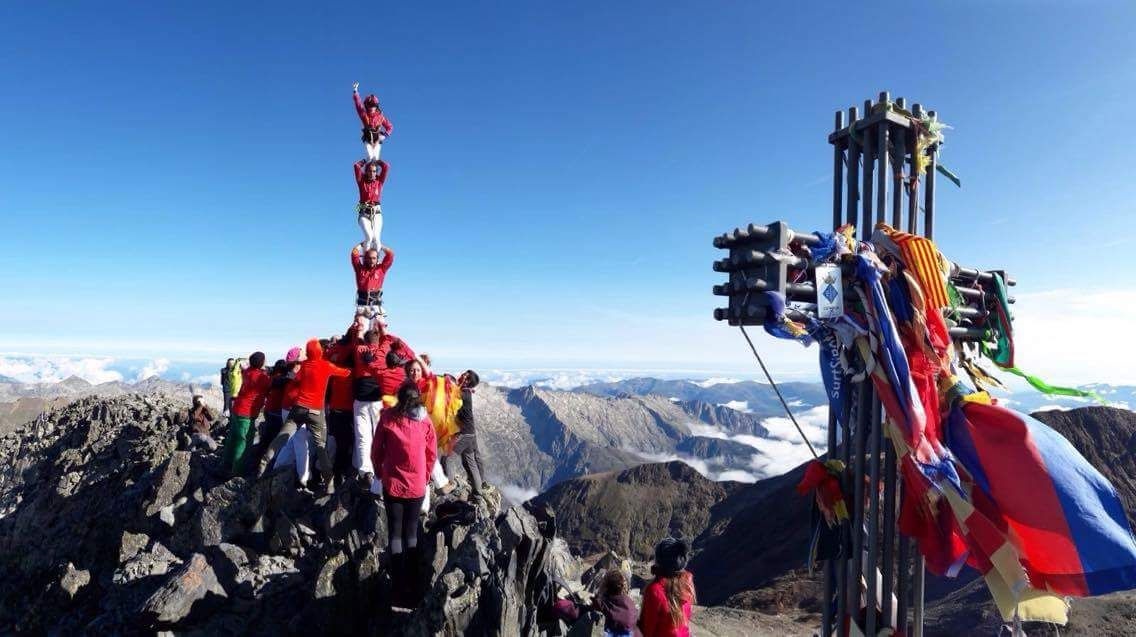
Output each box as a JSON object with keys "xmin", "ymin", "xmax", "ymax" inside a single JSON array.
[{"xmin": 591, "ymin": 569, "xmax": 637, "ymax": 637}]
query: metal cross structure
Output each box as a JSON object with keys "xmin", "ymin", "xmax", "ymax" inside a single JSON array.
[{"xmin": 712, "ymin": 92, "xmax": 1016, "ymax": 637}]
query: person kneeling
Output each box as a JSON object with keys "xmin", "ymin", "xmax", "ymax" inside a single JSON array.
[{"xmin": 372, "ymin": 383, "xmax": 436, "ymax": 609}]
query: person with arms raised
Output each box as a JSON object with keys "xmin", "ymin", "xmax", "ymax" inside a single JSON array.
[
  {"xmin": 446, "ymin": 370, "xmax": 491, "ymax": 500},
  {"xmin": 354, "ymin": 159, "xmax": 390, "ymax": 257},
  {"xmin": 351, "ymin": 243, "xmax": 394, "ymax": 321},
  {"xmin": 353, "ymin": 81, "xmax": 393, "ymax": 163}
]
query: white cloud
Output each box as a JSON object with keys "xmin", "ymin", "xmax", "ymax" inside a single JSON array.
[
  {"xmin": 481, "ymin": 369, "xmax": 627, "ymax": 390},
  {"xmin": 625, "ymin": 447, "xmax": 760, "ymax": 483},
  {"xmin": 0, "ymin": 355, "xmax": 123, "ymax": 384},
  {"xmin": 717, "ymin": 400, "xmax": 751, "ymax": 413},
  {"xmin": 498, "ymin": 483, "xmax": 539, "ymax": 504},
  {"xmin": 135, "ymin": 357, "xmax": 171, "ymax": 382},
  {"xmin": 695, "ymin": 377, "xmax": 743, "ymax": 388},
  {"xmin": 1010, "ymin": 288, "xmax": 1136, "ymax": 385}
]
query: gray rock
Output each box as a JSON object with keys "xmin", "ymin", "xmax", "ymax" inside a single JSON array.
[
  {"xmin": 138, "ymin": 553, "xmax": 227, "ymax": 628},
  {"xmin": 59, "ymin": 562, "xmax": 90, "ymax": 599}
]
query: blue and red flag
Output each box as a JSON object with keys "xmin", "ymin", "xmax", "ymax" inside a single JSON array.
[{"xmin": 947, "ymin": 400, "xmax": 1136, "ymax": 598}]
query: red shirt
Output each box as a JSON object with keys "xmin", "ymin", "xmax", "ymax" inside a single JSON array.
[
  {"xmin": 352, "ymin": 247, "xmax": 395, "ymax": 293},
  {"xmin": 371, "ymin": 407, "xmax": 437, "ymax": 499},
  {"xmin": 328, "ymin": 375, "xmax": 355, "ymax": 411},
  {"xmin": 293, "ymin": 339, "xmax": 351, "ymax": 411},
  {"xmin": 264, "ymin": 379, "xmax": 285, "ymax": 413},
  {"xmin": 638, "ymin": 579, "xmax": 693, "ymax": 637},
  {"xmin": 378, "ymin": 366, "xmax": 407, "ymax": 396},
  {"xmin": 354, "ymin": 160, "xmax": 389, "ymax": 204},
  {"xmin": 231, "ymin": 368, "xmax": 271, "ymax": 419},
  {"xmin": 354, "ymin": 92, "xmax": 393, "ymax": 134}
]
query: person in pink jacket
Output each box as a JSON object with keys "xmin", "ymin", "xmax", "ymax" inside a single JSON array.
[
  {"xmin": 353, "ymin": 81, "xmax": 393, "ymax": 162},
  {"xmin": 372, "ymin": 382, "xmax": 436, "ymax": 608}
]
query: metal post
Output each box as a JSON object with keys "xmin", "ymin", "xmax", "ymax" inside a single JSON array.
[
  {"xmin": 846, "ymin": 107, "xmax": 860, "ymax": 228},
  {"xmin": 822, "ymin": 109, "xmax": 845, "ymax": 637},
  {"xmin": 924, "ymin": 110, "xmax": 938, "ymax": 241},
  {"xmin": 861, "ymin": 99, "xmax": 874, "ymax": 240},
  {"xmin": 908, "ymin": 103, "xmax": 923, "ymax": 235}
]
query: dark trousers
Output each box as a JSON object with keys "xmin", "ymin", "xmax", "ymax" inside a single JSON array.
[
  {"xmin": 327, "ymin": 409, "xmax": 355, "ymax": 482},
  {"xmin": 246, "ymin": 411, "xmax": 283, "ymax": 474},
  {"xmin": 446, "ymin": 434, "xmax": 484, "ymax": 494},
  {"xmin": 261, "ymin": 406, "xmax": 333, "ymax": 482},
  {"xmin": 223, "ymin": 392, "xmax": 233, "ymax": 414},
  {"xmin": 385, "ymin": 495, "xmax": 424, "ymax": 554}
]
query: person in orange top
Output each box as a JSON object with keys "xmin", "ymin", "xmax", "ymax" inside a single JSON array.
[{"xmin": 262, "ymin": 339, "xmax": 350, "ymax": 494}]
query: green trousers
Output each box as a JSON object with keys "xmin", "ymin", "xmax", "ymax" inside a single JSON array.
[{"xmin": 222, "ymin": 415, "xmax": 254, "ymax": 474}]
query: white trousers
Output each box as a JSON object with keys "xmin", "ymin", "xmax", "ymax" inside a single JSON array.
[
  {"xmin": 364, "ymin": 140, "xmax": 383, "ymax": 162},
  {"xmin": 357, "ymin": 208, "xmax": 383, "ymax": 253},
  {"xmin": 352, "ymin": 399, "xmax": 381, "ymax": 475},
  {"xmin": 431, "ymin": 458, "xmax": 449, "ymax": 488}
]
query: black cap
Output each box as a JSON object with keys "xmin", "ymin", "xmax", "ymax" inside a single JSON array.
[{"xmin": 653, "ymin": 537, "xmax": 689, "ymax": 577}]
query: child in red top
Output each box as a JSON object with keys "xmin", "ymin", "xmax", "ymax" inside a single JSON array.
[{"xmin": 638, "ymin": 538, "xmax": 696, "ymax": 637}]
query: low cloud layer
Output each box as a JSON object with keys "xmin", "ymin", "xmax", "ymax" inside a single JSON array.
[
  {"xmin": 0, "ymin": 355, "xmax": 124, "ymax": 384},
  {"xmin": 628, "ymin": 405, "xmax": 831, "ymax": 484}
]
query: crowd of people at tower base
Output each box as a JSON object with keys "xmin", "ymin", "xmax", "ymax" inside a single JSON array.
[{"xmin": 187, "ymin": 83, "xmax": 698, "ymax": 633}]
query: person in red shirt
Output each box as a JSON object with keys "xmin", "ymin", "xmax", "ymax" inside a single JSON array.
[
  {"xmin": 638, "ymin": 538, "xmax": 696, "ymax": 637},
  {"xmin": 324, "ymin": 339, "xmax": 357, "ymax": 486},
  {"xmin": 354, "ymin": 158, "xmax": 390, "ymax": 255},
  {"xmin": 372, "ymin": 382, "xmax": 436, "ymax": 608},
  {"xmin": 222, "ymin": 351, "xmax": 270, "ymax": 475},
  {"xmin": 261, "ymin": 339, "xmax": 351, "ymax": 494},
  {"xmin": 353, "ymin": 81, "xmax": 393, "ymax": 163},
  {"xmin": 351, "ymin": 244, "xmax": 395, "ymax": 321}
]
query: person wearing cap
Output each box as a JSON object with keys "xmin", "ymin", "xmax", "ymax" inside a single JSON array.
[
  {"xmin": 186, "ymin": 394, "xmax": 218, "ymax": 451},
  {"xmin": 372, "ymin": 382, "xmax": 436, "ymax": 608},
  {"xmin": 638, "ymin": 538, "xmax": 696, "ymax": 637},
  {"xmin": 353, "ymin": 81, "xmax": 393, "ymax": 163},
  {"xmin": 351, "ymin": 243, "xmax": 394, "ymax": 321},
  {"xmin": 445, "ymin": 370, "xmax": 491, "ymax": 499}
]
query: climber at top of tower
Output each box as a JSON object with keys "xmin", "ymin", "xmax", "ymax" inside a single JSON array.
[{"xmin": 354, "ymin": 81, "xmax": 393, "ymax": 163}]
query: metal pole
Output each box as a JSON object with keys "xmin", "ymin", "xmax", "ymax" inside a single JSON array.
[
  {"xmin": 924, "ymin": 110, "xmax": 938, "ymax": 241},
  {"xmin": 822, "ymin": 109, "xmax": 846, "ymax": 637},
  {"xmin": 908, "ymin": 103, "xmax": 923, "ymax": 235},
  {"xmin": 846, "ymin": 107, "xmax": 860, "ymax": 228},
  {"xmin": 848, "ymin": 384, "xmax": 870, "ymax": 621},
  {"xmin": 861, "ymin": 99, "xmax": 874, "ymax": 240},
  {"xmin": 864, "ymin": 93, "xmax": 890, "ymax": 637}
]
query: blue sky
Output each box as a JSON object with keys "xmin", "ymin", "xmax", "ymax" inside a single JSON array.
[{"xmin": 2, "ymin": 2, "xmax": 1135, "ymax": 384}]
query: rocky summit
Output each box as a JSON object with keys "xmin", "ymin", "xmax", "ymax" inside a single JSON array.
[{"xmin": 0, "ymin": 394, "xmax": 578, "ymax": 635}]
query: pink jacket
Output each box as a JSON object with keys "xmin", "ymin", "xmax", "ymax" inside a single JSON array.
[{"xmin": 371, "ymin": 406, "xmax": 437, "ymax": 499}]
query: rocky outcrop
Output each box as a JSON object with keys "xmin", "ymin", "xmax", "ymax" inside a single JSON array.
[
  {"xmin": 0, "ymin": 394, "xmax": 576, "ymax": 635},
  {"xmin": 531, "ymin": 462, "xmax": 743, "ymax": 561}
]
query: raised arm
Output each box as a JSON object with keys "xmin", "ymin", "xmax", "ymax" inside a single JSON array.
[
  {"xmin": 376, "ymin": 159, "xmax": 390, "ymax": 183},
  {"xmin": 353, "ymin": 83, "xmax": 365, "ymax": 121},
  {"xmin": 378, "ymin": 246, "xmax": 395, "ymax": 273},
  {"xmin": 354, "ymin": 159, "xmax": 366, "ymax": 183},
  {"xmin": 351, "ymin": 245, "xmax": 364, "ymax": 273}
]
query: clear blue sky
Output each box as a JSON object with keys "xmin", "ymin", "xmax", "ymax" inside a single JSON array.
[{"xmin": 2, "ymin": 2, "xmax": 1134, "ymax": 380}]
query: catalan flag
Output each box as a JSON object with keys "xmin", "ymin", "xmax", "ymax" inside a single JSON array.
[{"xmin": 873, "ymin": 224, "xmax": 951, "ymax": 310}]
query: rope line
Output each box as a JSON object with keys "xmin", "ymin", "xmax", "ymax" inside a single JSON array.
[{"xmin": 738, "ymin": 325, "xmax": 819, "ymax": 459}]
